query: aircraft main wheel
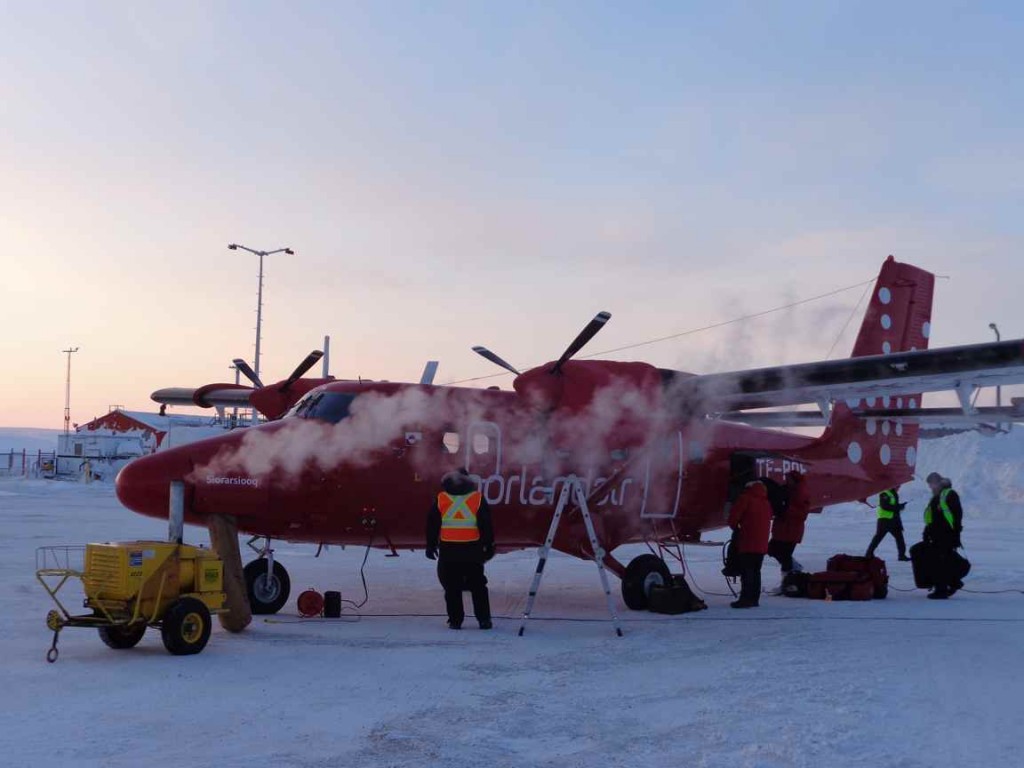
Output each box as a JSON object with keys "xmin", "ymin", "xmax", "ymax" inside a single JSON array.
[
  {"xmin": 622, "ymin": 554, "xmax": 672, "ymax": 610},
  {"xmin": 98, "ymin": 623, "xmax": 146, "ymax": 650},
  {"xmin": 244, "ymin": 559, "xmax": 291, "ymax": 615},
  {"xmin": 161, "ymin": 597, "xmax": 212, "ymax": 656}
]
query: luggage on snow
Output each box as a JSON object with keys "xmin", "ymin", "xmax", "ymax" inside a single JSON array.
[
  {"xmin": 649, "ymin": 575, "xmax": 708, "ymax": 615},
  {"xmin": 806, "ymin": 571, "xmax": 876, "ymax": 601},
  {"xmin": 910, "ymin": 541, "xmax": 971, "ymax": 590},
  {"xmin": 801, "ymin": 554, "xmax": 888, "ymax": 601},
  {"xmin": 826, "ymin": 554, "xmax": 889, "ymax": 599}
]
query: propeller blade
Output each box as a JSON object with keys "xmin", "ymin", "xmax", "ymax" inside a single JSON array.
[
  {"xmin": 551, "ymin": 311, "xmax": 612, "ymax": 374},
  {"xmin": 279, "ymin": 350, "xmax": 325, "ymax": 392},
  {"xmin": 232, "ymin": 358, "xmax": 263, "ymax": 388},
  {"xmin": 472, "ymin": 346, "xmax": 521, "ymax": 376},
  {"xmin": 420, "ymin": 361, "xmax": 440, "ymax": 385}
]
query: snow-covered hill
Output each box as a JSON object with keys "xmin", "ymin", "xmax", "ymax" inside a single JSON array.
[
  {"xmin": 823, "ymin": 429, "xmax": 1024, "ymax": 524},
  {"xmin": 916, "ymin": 429, "xmax": 1024, "ymax": 514},
  {"xmin": 0, "ymin": 427, "xmax": 59, "ymax": 454}
]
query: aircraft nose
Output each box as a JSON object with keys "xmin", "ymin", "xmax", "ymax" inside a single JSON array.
[{"xmin": 115, "ymin": 453, "xmax": 182, "ymax": 520}]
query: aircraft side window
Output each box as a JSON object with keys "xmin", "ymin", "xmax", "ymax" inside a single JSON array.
[
  {"xmin": 472, "ymin": 433, "xmax": 490, "ymax": 455},
  {"xmin": 442, "ymin": 432, "xmax": 461, "ymax": 454}
]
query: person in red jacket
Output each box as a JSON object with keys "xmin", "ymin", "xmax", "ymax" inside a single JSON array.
[
  {"xmin": 768, "ymin": 471, "xmax": 811, "ymax": 576},
  {"xmin": 727, "ymin": 480, "xmax": 773, "ymax": 608}
]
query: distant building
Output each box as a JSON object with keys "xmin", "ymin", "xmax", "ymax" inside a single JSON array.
[{"xmin": 56, "ymin": 408, "xmax": 236, "ymax": 479}]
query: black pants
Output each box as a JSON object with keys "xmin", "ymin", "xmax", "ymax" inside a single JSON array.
[
  {"xmin": 739, "ymin": 553, "xmax": 764, "ymax": 605},
  {"xmin": 437, "ymin": 559, "xmax": 491, "ymax": 626},
  {"xmin": 768, "ymin": 540, "xmax": 797, "ymax": 572},
  {"xmin": 867, "ymin": 519, "xmax": 906, "ymax": 558}
]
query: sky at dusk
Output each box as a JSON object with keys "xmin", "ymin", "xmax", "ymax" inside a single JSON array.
[{"xmin": 1, "ymin": 1, "xmax": 1022, "ymax": 428}]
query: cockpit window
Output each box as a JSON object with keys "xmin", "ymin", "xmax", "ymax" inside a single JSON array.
[{"xmin": 291, "ymin": 392, "xmax": 357, "ymax": 424}]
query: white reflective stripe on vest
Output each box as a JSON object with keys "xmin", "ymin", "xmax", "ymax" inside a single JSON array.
[{"xmin": 442, "ymin": 495, "xmax": 478, "ymax": 528}]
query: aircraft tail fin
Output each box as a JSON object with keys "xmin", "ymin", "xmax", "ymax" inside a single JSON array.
[{"xmin": 819, "ymin": 256, "xmax": 935, "ymax": 479}]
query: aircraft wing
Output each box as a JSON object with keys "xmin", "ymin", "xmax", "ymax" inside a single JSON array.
[
  {"xmin": 669, "ymin": 338, "xmax": 1024, "ymax": 414},
  {"xmin": 151, "ymin": 384, "xmax": 253, "ymax": 409},
  {"xmin": 720, "ymin": 403, "xmax": 1024, "ymax": 428}
]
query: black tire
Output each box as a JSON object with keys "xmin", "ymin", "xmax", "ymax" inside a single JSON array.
[
  {"xmin": 622, "ymin": 555, "xmax": 673, "ymax": 610},
  {"xmin": 244, "ymin": 559, "xmax": 291, "ymax": 615},
  {"xmin": 98, "ymin": 623, "xmax": 146, "ymax": 650},
  {"xmin": 161, "ymin": 597, "xmax": 212, "ymax": 656}
]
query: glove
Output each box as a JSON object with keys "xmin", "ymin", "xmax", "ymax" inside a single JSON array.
[
  {"xmin": 483, "ymin": 544, "xmax": 495, "ymax": 562},
  {"xmin": 426, "ymin": 548, "xmax": 437, "ymax": 561}
]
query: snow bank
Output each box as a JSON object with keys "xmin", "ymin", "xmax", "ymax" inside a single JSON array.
[{"xmin": 0, "ymin": 427, "xmax": 58, "ymax": 454}]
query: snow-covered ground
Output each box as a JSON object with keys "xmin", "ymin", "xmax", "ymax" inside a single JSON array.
[{"xmin": 2, "ymin": 433, "xmax": 1023, "ymax": 768}]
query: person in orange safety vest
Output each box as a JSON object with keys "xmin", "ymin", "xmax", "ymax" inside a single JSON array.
[{"xmin": 426, "ymin": 468, "xmax": 495, "ymax": 630}]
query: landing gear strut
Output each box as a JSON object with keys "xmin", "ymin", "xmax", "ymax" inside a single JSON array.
[{"xmin": 244, "ymin": 537, "xmax": 291, "ymax": 615}]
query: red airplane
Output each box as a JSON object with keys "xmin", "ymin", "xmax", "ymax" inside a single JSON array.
[{"xmin": 118, "ymin": 257, "xmax": 1024, "ymax": 615}]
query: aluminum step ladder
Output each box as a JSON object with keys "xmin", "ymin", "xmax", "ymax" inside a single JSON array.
[{"xmin": 518, "ymin": 475, "xmax": 623, "ymax": 637}]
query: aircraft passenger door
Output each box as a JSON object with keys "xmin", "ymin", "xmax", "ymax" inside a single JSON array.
[
  {"xmin": 465, "ymin": 421, "xmax": 502, "ymax": 481},
  {"xmin": 640, "ymin": 431, "xmax": 684, "ymax": 519}
]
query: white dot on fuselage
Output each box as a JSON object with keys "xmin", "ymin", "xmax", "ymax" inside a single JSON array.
[{"xmin": 848, "ymin": 442, "xmax": 863, "ymax": 464}]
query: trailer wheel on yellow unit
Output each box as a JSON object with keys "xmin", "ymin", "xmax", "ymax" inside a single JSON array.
[
  {"xmin": 161, "ymin": 597, "xmax": 212, "ymax": 656},
  {"xmin": 98, "ymin": 623, "xmax": 146, "ymax": 650}
]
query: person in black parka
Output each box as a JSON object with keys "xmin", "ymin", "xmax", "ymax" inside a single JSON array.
[
  {"xmin": 426, "ymin": 468, "xmax": 495, "ymax": 629},
  {"xmin": 922, "ymin": 472, "xmax": 965, "ymax": 600}
]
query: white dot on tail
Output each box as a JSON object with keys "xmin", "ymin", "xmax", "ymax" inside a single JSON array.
[
  {"xmin": 881, "ymin": 314, "xmax": 892, "ymax": 330},
  {"xmin": 880, "ymin": 444, "xmax": 891, "ymax": 465},
  {"xmin": 848, "ymin": 442, "xmax": 863, "ymax": 464},
  {"xmin": 866, "ymin": 419, "xmax": 877, "ymax": 436},
  {"xmin": 906, "ymin": 446, "xmax": 917, "ymax": 466},
  {"xmin": 882, "ymin": 421, "xmax": 891, "ymax": 436},
  {"xmin": 882, "ymin": 341, "xmax": 892, "ymax": 354},
  {"xmin": 922, "ymin": 321, "xmax": 931, "ymax": 339},
  {"xmin": 909, "ymin": 398, "xmax": 918, "ymax": 409},
  {"xmin": 896, "ymin": 421, "xmax": 904, "ymax": 437},
  {"xmin": 846, "ymin": 398, "xmax": 861, "ymax": 409},
  {"xmin": 897, "ymin": 397, "xmax": 904, "ymax": 408},
  {"xmin": 879, "ymin": 287, "xmax": 892, "ymax": 305}
]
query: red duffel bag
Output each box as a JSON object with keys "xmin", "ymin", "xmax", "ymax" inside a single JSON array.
[
  {"xmin": 827, "ymin": 554, "xmax": 889, "ymax": 599},
  {"xmin": 807, "ymin": 571, "xmax": 875, "ymax": 601}
]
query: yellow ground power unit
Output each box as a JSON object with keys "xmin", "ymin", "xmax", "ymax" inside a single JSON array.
[{"xmin": 36, "ymin": 541, "xmax": 226, "ymax": 662}]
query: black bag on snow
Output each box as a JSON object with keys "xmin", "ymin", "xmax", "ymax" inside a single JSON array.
[
  {"xmin": 649, "ymin": 575, "xmax": 708, "ymax": 615},
  {"xmin": 910, "ymin": 541, "xmax": 938, "ymax": 589},
  {"xmin": 781, "ymin": 571, "xmax": 810, "ymax": 598},
  {"xmin": 911, "ymin": 541, "xmax": 971, "ymax": 589}
]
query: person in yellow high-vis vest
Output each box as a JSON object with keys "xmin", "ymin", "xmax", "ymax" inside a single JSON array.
[
  {"xmin": 866, "ymin": 486, "xmax": 910, "ymax": 561},
  {"xmin": 922, "ymin": 472, "xmax": 965, "ymax": 599},
  {"xmin": 426, "ymin": 469, "xmax": 494, "ymax": 629}
]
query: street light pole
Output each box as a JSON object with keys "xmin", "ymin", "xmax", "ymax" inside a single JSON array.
[
  {"xmin": 62, "ymin": 347, "xmax": 79, "ymax": 435},
  {"xmin": 228, "ymin": 243, "xmax": 294, "ymax": 423}
]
